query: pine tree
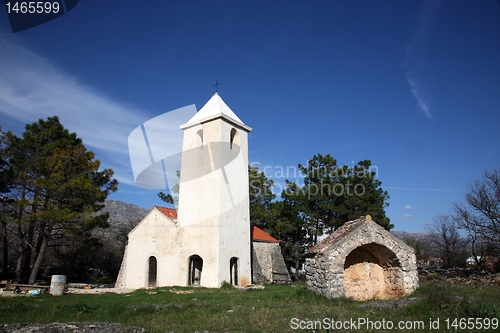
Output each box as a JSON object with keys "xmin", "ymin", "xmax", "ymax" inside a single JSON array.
[
  {"xmin": 6, "ymin": 117, "xmax": 117, "ymax": 283},
  {"xmin": 282, "ymin": 154, "xmax": 391, "ymax": 247}
]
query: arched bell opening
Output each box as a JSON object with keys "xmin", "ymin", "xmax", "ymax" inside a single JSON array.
[
  {"xmin": 229, "ymin": 128, "xmax": 238, "ymax": 150},
  {"xmin": 196, "ymin": 129, "xmax": 204, "ymax": 149}
]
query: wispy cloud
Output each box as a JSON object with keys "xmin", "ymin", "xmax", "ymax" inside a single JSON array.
[
  {"xmin": 406, "ymin": 75, "xmax": 432, "ymax": 118},
  {"xmin": 0, "ymin": 34, "xmax": 147, "ymax": 184},
  {"xmin": 392, "ymin": 213, "xmax": 415, "ymax": 222},
  {"xmin": 404, "ymin": 204, "xmax": 414, "ymax": 210},
  {"xmin": 404, "ymin": 0, "xmax": 441, "ymax": 119}
]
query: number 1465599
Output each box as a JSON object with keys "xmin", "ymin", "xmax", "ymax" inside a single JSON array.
[
  {"xmin": 5, "ymin": 2, "xmax": 60, "ymax": 14},
  {"xmin": 445, "ymin": 318, "xmax": 498, "ymax": 330}
]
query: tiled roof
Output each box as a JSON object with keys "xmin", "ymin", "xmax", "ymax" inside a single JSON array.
[
  {"xmin": 156, "ymin": 206, "xmax": 178, "ymax": 221},
  {"xmin": 251, "ymin": 225, "xmax": 279, "ymax": 243}
]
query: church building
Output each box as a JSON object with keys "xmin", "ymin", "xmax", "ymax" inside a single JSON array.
[{"xmin": 116, "ymin": 93, "xmax": 290, "ymax": 289}]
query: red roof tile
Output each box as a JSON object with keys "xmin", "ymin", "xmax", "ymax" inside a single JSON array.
[
  {"xmin": 156, "ymin": 206, "xmax": 178, "ymax": 220},
  {"xmin": 251, "ymin": 225, "xmax": 279, "ymax": 243}
]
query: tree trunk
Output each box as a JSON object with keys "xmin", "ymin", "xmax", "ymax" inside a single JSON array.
[
  {"xmin": 21, "ymin": 222, "xmax": 34, "ymax": 282},
  {"xmin": 22, "ymin": 198, "xmax": 39, "ymax": 282},
  {"xmin": 15, "ymin": 223, "xmax": 25, "ymax": 282},
  {"xmin": 28, "ymin": 232, "xmax": 49, "ymax": 285},
  {"xmin": 1, "ymin": 220, "xmax": 8, "ymax": 277},
  {"xmin": 14, "ymin": 186, "xmax": 27, "ymax": 282}
]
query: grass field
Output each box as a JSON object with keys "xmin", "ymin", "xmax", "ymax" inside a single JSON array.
[{"xmin": 1, "ymin": 282, "xmax": 499, "ymax": 332}]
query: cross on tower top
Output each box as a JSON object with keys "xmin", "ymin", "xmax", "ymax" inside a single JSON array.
[{"xmin": 213, "ymin": 80, "xmax": 220, "ymax": 93}]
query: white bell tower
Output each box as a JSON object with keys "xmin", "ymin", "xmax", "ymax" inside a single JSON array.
[{"xmin": 177, "ymin": 93, "xmax": 252, "ymax": 287}]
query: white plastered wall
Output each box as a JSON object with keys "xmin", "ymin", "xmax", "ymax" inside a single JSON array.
[
  {"xmin": 177, "ymin": 117, "xmax": 251, "ymax": 287},
  {"xmin": 121, "ymin": 94, "xmax": 252, "ymax": 289}
]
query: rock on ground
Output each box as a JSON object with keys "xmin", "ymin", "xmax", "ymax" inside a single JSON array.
[{"xmin": 0, "ymin": 322, "xmax": 145, "ymax": 333}]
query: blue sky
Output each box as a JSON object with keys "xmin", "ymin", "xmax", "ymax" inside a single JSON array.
[{"xmin": 1, "ymin": 1, "xmax": 499, "ymax": 232}]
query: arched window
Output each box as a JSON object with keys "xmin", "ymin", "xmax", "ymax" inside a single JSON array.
[
  {"xmin": 188, "ymin": 255, "xmax": 203, "ymax": 286},
  {"xmin": 230, "ymin": 128, "xmax": 238, "ymax": 150},
  {"xmin": 196, "ymin": 129, "xmax": 204, "ymax": 149},
  {"xmin": 148, "ymin": 256, "xmax": 157, "ymax": 288},
  {"xmin": 230, "ymin": 257, "xmax": 239, "ymax": 286}
]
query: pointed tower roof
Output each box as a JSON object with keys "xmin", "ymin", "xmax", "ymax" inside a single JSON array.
[{"xmin": 180, "ymin": 93, "xmax": 252, "ymax": 131}]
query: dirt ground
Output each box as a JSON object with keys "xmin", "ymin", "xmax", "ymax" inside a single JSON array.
[
  {"xmin": 66, "ymin": 287, "xmax": 136, "ymax": 294},
  {"xmin": 0, "ymin": 286, "xmax": 136, "ymax": 297}
]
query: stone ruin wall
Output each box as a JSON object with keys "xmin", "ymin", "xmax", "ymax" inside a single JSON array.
[
  {"xmin": 306, "ymin": 219, "xmax": 419, "ymax": 300},
  {"xmin": 419, "ymin": 267, "xmax": 500, "ymax": 285},
  {"xmin": 306, "ymin": 253, "xmax": 344, "ymax": 298}
]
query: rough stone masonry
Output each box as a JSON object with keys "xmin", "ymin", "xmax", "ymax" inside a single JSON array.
[{"xmin": 306, "ymin": 215, "xmax": 418, "ymax": 300}]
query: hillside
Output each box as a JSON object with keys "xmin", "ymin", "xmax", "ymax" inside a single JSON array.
[
  {"xmin": 73, "ymin": 200, "xmax": 153, "ymax": 283},
  {"xmin": 102, "ymin": 200, "xmax": 151, "ymax": 228}
]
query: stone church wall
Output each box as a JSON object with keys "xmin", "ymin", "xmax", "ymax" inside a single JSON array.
[
  {"xmin": 115, "ymin": 245, "xmax": 128, "ymax": 288},
  {"xmin": 251, "ymin": 245, "xmax": 267, "ymax": 283},
  {"xmin": 252, "ymin": 242, "xmax": 291, "ymax": 284}
]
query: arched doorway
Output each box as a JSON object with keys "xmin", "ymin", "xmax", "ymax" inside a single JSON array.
[
  {"xmin": 343, "ymin": 243, "xmax": 404, "ymax": 300},
  {"xmin": 230, "ymin": 257, "xmax": 239, "ymax": 286},
  {"xmin": 148, "ymin": 256, "xmax": 157, "ymax": 288},
  {"xmin": 188, "ymin": 255, "xmax": 203, "ymax": 286}
]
